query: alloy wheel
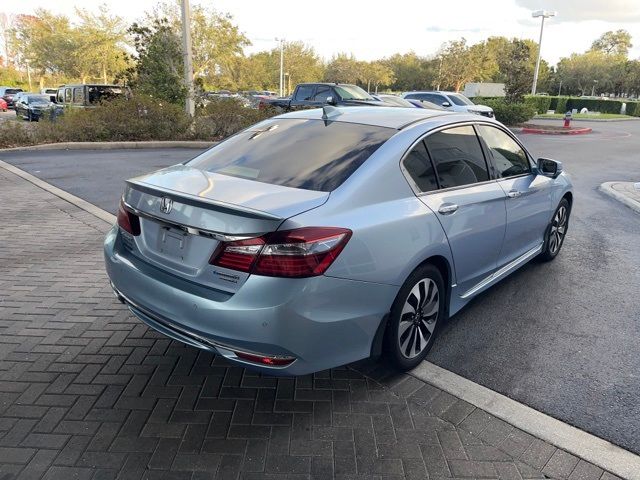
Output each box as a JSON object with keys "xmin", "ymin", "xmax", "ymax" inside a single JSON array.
[
  {"xmin": 398, "ymin": 278, "xmax": 439, "ymax": 359},
  {"xmin": 549, "ymin": 205, "xmax": 568, "ymax": 254}
]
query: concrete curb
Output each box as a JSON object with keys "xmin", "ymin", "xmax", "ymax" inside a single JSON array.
[
  {"xmin": 521, "ymin": 126, "xmax": 592, "ymax": 135},
  {"xmin": 413, "ymin": 362, "xmax": 640, "ymax": 480},
  {"xmin": 0, "ymin": 140, "xmax": 214, "ymax": 152},
  {"xmin": 0, "ymin": 159, "xmax": 116, "ymax": 224},
  {"xmin": 534, "ymin": 116, "xmax": 640, "ymax": 123},
  {"xmin": 600, "ymin": 182, "xmax": 640, "ymax": 213}
]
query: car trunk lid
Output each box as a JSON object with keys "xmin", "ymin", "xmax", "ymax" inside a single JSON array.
[{"xmin": 120, "ymin": 164, "xmax": 329, "ymax": 293}]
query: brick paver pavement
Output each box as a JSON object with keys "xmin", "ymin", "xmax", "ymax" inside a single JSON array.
[{"xmin": 0, "ymin": 167, "xmax": 620, "ymax": 480}]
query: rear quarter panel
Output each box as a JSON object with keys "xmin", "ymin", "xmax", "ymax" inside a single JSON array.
[{"xmin": 280, "ymin": 126, "xmax": 455, "ymax": 288}]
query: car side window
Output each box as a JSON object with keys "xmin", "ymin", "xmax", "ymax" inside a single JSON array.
[
  {"xmin": 294, "ymin": 85, "xmax": 315, "ymax": 101},
  {"xmin": 64, "ymin": 88, "xmax": 72, "ymax": 103},
  {"xmin": 476, "ymin": 125, "xmax": 530, "ymax": 178},
  {"xmin": 56, "ymin": 90, "xmax": 64, "ymax": 103},
  {"xmin": 429, "ymin": 94, "xmax": 447, "ymax": 106},
  {"xmin": 73, "ymin": 87, "xmax": 85, "ymax": 105},
  {"xmin": 424, "ymin": 126, "xmax": 490, "ymax": 189},
  {"xmin": 403, "ymin": 141, "xmax": 438, "ymax": 193},
  {"xmin": 313, "ymin": 86, "xmax": 332, "ymax": 102}
]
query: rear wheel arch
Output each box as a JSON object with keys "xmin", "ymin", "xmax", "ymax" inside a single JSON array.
[
  {"xmin": 417, "ymin": 255, "xmax": 452, "ymax": 317},
  {"xmin": 370, "ymin": 254, "xmax": 452, "ymax": 359}
]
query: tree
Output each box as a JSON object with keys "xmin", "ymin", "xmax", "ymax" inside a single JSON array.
[
  {"xmin": 556, "ymin": 51, "xmax": 611, "ymax": 96},
  {"xmin": 10, "ymin": 8, "xmax": 128, "ymax": 84},
  {"xmin": 146, "ymin": 2, "xmax": 250, "ymax": 90},
  {"xmin": 381, "ymin": 52, "xmax": 436, "ymax": 91},
  {"xmin": 498, "ymin": 40, "xmax": 533, "ymax": 102},
  {"xmin": 75, "ymin": 6, "xmax": 128, "ymax": 84},
  {"xmin": 591, "ymin": 30, "xmax": 632, "ymax": 56},
  {"xmin": 120, "ymin": 18, "xmax": 186, "ymax": 104},
  {"xmin": 361, "ymin": 61, "xmax": 395, "ymax": 93},
  {"xmin": 324, "ymin": 54, "xmax": 361, "ymax": 84},
  {"xmin": 438, "ymin": 39, "xmax": 490, "ymax": 92}
]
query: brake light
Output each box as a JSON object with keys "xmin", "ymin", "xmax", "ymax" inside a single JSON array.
[
  {"xmin": 117, "ymin": 199, "xmax": 140, "ymax": 236},
  {"xmin": 210, "ymin": 227, "xmax": 351, "ymax": 278}
]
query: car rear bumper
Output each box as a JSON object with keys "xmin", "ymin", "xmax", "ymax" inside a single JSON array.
[{"xmin": 104, "ymin": 226, "xmax": 397, "ymax": 375}]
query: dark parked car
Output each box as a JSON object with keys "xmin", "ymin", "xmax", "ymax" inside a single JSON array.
[
  {"xmin": 0, "ymin": 87, "xmax": 24, "ymax": 109},
  {"xmin": 55, "ymin": 84, "xmax": 130, "ymax": 109},
  {"xmin": 14, "ymin": 94, "xmax": 55, "ymax": 121},
  {"xmin": 261, "ymin": 83, "xmax": 385, "ymax": 111}
]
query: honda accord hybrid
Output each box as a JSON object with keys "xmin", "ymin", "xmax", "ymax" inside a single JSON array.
[{"xmin": 105, "ymin": 106, "xmax": 572, "ymax": 375}]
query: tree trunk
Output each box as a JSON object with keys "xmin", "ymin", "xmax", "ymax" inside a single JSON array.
[{"xmin": 102, "ymin": 64, "xmax": 107, "ymax": 84}]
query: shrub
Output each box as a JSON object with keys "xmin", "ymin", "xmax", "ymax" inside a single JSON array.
[
  {"xmin": 482, "ymin": 99, "xmax": 536, "ymax": 125},
  {"xmin": 191, "ymin": 98, "xmax": 273, "ymax": 140},
  {"xmin": 36, "ymin": 95, "xmax": 191, "ymax": 143},
  {"xmin": 524, "ymin": 95, "xmax": 552, "ymax": 114},
  {"xmin": 0, "ymin": 121, "xmax": 34, "ymax": 148}
]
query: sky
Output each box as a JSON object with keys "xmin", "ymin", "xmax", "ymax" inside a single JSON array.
[{"xmin": 8, "ymin": 0, "xmax": 640, "ymax": 66}]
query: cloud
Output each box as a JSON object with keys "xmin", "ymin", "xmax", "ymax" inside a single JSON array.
[{"xmin": 514, "ymin": 0, "xmax": 640, "ymax": 22}]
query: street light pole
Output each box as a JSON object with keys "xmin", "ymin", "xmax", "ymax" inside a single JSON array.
[
  {"xmin": 531, "ymin": 10, "xmax": 556, "ymax": 95},
  {"xmin": 275, "ymin": 38, "xmax": 284, "ymax": 97},
  {"xmin": 180, "ymin": 0, "xmax": 195, "ymax": 116}
]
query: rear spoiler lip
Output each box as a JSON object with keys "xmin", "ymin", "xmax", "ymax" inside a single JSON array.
[{"xmin": 126, "ymin": 180, "xmax": 283, "ymax": 221}]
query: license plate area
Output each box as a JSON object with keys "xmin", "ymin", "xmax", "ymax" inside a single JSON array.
[{"xmin": 158, "ymin": 227, "xmax": 188, "ymax": 261}]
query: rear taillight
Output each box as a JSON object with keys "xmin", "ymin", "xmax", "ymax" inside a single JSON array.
[
  {"xmin": 117, "ymin": 199, "xmax": 141, "ymax": 236},
  {"xmin": 210, "ymin": 227, "xmax": 351, "ymax": 278}
]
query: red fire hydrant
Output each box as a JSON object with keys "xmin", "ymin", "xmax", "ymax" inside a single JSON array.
[{"xmin": 563, "ymin": 111, "xmax": 572, "ymax": 128}]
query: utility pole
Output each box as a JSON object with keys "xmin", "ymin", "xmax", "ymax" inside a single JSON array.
[
  {"xmin": 181, "ymin": 0, "xmax": 195, "ymax": 116},
  {"xmin": 531, "ymin": 10, "xmax": 556, "ymax": 95}
]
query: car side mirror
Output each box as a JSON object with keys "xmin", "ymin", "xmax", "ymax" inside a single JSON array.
[
  {"xmin": 326, "ymin": 96, "xmax": 337, "ymax": 106},
  {"xmin": 441, "ymin": 101, "xmax": 451, "ymax": 107},
  {"xmin": 537, "ymin": 158, "xmax": 563, "ymax": 178}
]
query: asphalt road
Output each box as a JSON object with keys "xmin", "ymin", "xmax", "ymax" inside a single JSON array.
[{"xmin": 2, "ymin": 119, "xmax": 639, "ymax": 454}]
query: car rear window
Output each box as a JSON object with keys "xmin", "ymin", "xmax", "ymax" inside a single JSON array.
[
  {"xmin": 187, "ymin": 119, "xmax": 394, "ymax": 192},
  {"xmin": 6, "ymin": 89, "xmax": 22, "ymax": 94}
]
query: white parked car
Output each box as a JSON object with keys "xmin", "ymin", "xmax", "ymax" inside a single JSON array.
[{"xmin": 402, "ymin": 91, "xmax": 494, "ymax": 118}]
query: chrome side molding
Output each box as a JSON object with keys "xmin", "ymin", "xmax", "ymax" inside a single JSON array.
[{"xmin": 460, "ymin": 243, "xmax": 543, "ymax": 299}]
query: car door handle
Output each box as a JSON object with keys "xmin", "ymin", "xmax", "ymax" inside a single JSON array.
[
  {"xmin": 507, "ymin": 190, "xmax": 522, "ymax": 198},
  {"xmin": 438, "ymin": 204, "xmax": 459, "ymax": 215}
]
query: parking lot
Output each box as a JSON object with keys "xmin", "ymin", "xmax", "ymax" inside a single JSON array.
[{"xmin": 1, "ymin": 118, "xmax": 639, "ymax": 479}]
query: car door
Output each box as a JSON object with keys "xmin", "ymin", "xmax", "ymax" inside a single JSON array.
[
  {"xmin": 476, "ymin": 124, "xmax": 553, "ymax": 265},
  {"xmin": 312, "ymin": 85, "xmax": 334, "ymax": 105},
  {"xmin": 291, "ymin": 84, "xmax": 316, "ymax": 109},
  {"xmin": 404, "ymin": 125, "xmax": 507, "ymax": 293}
]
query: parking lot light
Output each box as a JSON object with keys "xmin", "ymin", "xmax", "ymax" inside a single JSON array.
[{"xmin": 531, "ymin": 10, "xmax": 557, "ymax": 95}]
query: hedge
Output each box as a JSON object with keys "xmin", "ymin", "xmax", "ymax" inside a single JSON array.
[
  {"xmin": 482, "ymin": 99, "xmax": 536, "ymax": 125},
  {"xmin": 524, "ymin": 95, "xmax": 552, "ymax": 114},
  {"xmin": 487, "ymin": 95, "xmax": 640, "ymax": 115}
]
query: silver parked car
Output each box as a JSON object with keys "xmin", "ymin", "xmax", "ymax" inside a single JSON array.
[
  {"xmin": 105, "ymin": 107, "xmax": 572, "ymax": 375},
  {"xmin": 402, "ymin": 91, "xmax": 495, "ymax": 117}
]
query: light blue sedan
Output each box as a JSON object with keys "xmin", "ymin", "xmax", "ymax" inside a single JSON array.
[{"xmin": 105, "ymin": 106, "xmax": 572, "ymax": 375}]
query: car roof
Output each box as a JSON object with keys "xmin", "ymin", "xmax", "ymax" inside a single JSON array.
[
  {"xmin": 297, "ymin": 83, "xmax": 359, "ymax": 87},
  {"xmin": 274, "ymin": 106, "xmax": 458, "ymax": 130}
]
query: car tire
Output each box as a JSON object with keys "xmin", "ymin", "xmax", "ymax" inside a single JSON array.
[
  {"xmin": 539, "ymin": 198, "xmax": 570, "ymax": 262},
  {"xmin": 386, "ymin": 264, "xmax": 446, "ymax": 371}
]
